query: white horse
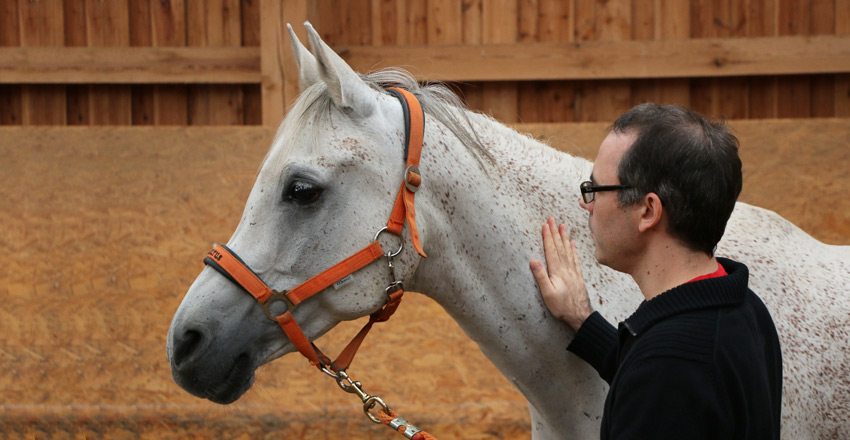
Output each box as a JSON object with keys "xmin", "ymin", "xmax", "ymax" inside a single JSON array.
[{"xmin": 167, "ymin": 24, "xmax": 849, "ymax": 439}]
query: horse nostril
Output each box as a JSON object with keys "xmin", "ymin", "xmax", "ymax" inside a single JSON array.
[{"xmin": 173, "ymin": 328, "xmax": 204, "ymax": 368}]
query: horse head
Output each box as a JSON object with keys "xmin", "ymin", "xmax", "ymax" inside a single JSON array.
[{"xmin": 166, "ymin": 23, "xmax": 427, "ymax": 404}]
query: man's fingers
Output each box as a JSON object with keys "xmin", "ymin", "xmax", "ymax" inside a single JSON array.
[
  {"xmin": 559, "ymin": 225, "xmax": 577, "ymax": 268},
  {"xmin": 548, "ymin": 217, "xmax": 567, "ymax": 257},
  {"xmin": 542, "ymin": 222, "xmax": 562, "ymax": 270},
  {"xmin": 529, "ymin": 260, "xmax": 552, "ymax": 292}
]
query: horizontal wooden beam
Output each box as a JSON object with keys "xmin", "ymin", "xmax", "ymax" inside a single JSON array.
[
  {"xmin": 1, "ymin": 35, "xmax": 846, "ymax": 85},
  {"xmin": 0, "ymin": 47, "xmax": 261, "ymax": 84},
  {"xmin": 337, "ymin": 35, "xmax": 850, "ymax": 81}
]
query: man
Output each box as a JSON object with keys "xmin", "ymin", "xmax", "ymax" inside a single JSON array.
[{"xmin": 529, "ymin": 103, "xmax": 782, "ymax": 439}]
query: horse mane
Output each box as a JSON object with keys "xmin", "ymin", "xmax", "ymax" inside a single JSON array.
[{"xmin": 267, "ymin": 68, "xmax": 495, "ymax": 168}]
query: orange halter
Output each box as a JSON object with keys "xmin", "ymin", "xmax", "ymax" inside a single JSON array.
[{"xmin": 203, "ymin": 87, "xmax": 426, "ymax": 374}]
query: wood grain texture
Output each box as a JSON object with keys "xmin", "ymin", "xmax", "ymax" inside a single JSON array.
[
  {"xmin": 336, "ymin": 35, "xmax": 850, "ymax": 82},
  {"xmin": 0, "ymin": 120, "xmax": 847, "ymax": 438},
  {"xmin": 0, "ymin": 47, "xmax": 262, "ymax": 84},
  {"xmin": 18, "ymin": 0, "xmax": 66, "ymax": 125}
]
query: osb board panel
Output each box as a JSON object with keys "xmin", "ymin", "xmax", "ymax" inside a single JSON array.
[{"xmin": 1, "ymin": 120, "xmax": 847, "ymax": 439}]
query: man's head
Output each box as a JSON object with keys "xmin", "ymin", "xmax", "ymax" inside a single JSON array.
[{"xmin": 609, "ymin": 103, "xmax": 743, "ymax": 256}]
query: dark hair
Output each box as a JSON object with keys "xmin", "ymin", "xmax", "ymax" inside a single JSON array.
[{"xmin": 611, "ymin": 103, "xmax": 742, "ymax": 256}]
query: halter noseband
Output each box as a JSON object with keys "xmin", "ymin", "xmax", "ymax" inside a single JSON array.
[{"xmin": 203, "ymin": 87, "xmax": 426, "ymax": 374}]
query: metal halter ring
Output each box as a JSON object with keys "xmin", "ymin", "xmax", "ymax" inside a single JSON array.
[
  {"xmin": 261, "ymin": 290, "xmax": 296, "ymax": 322},
  {"xmin": 374, "ymin": 227, "xmax": 404, "ymax": 258}
]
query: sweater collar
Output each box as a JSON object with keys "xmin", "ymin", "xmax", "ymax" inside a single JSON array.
[{"xmin": 620, "ymin": 258, "xmax": 749, "ymax": 337}]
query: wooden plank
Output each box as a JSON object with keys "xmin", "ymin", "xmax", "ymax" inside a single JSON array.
[
  {"xmin": 747, "ymin": 0, "xmax": 777, "ymax": 118},
  {"xmin": 655, "ymin": 0, "xmax": 691, "ymax": 107},
  {"xmin": 522, "ymin": 0, "xmax": 575, "ymax": 123},
  {"xmin": 65, "ymin": 84, "xmax": 89, "ymax": 125},
  {"xmin": 538, "ymin": 0, "xmax": 572, "ymax": 43},
  {"xmin": 242, "ymin": 0, "xmax": 260, "ymax": 46},
  {"xmin": 242, "ymin": 0, "xmax": 261, "ymax": 125},
  {"xmin": 777, "ymin": 0, "xmax": 811, "ymax": 118},
  {"xmin": 480, "ymin": 0, "xmax": 517, "ymax": 123},
  {"xmin": 344, "ymin": 0, "xmax": 371, "ymax": 45},
  {"xmin": 837, "ymin": 0, "xmax": 850, "ymax": 116},
  {"xmin": 574, "ymin": 0, "xmax": 596, "ymax": 41},
  {"xmin": 632, "ymin": 0, "xmax": 654, "ymax": 40},
  {"xmin": 0, "ymin": 85, "xmax": 22, "ymax": 125},
  {"xmin": 461, "ymin": 0, "xmax": 482, "ymax": 45},
  {"xmin": 428, "ymin": 0, "xmax": 462, "ymax": 45},
  {"xmin": 336, "ymin": 35, "xmax": 850, "ymax": 82},
  {"xmin": 19, "ymin": 0, "xmax": 66, "ymax": 125},
  {"xmin": 188, "ymin": 0, "xmax": 244, "ymax": 125},
  {"xmin": 810, "ymin": 0, "xmax": 836, "ymax": 117},
  {"xmin": 517, "ymin": 0, "xmax": 538, "ymax": 43},
  {"xmin": 129, "ymin": 0, "xmax": 152, "ymax": 125},
  {"xmin": 407, "ymin": 0, "xmax": 428, "ymax": 44},
  {"xmin": 0, "ymin": 46, "xmax": 261, "ymax": 83},
  {"xmin": 458, "ymin": 0, "xmax": 483, "ymax": 114},
  {"xmin": 1, "ymin": 1, "xmax": 21, "ymax": 125},
  {"xmin": 281, "ymin": 0, "xmax": 313, "ymax": 115},
  {"xmin": 690, "ymin": 0, "xmax": 718, "ymax": 118},
  {"xmin": 261, "ymin": 0, "xmax": 285, "ymax": 126},
  {"xmin": 63, "ymin": 0, "xmax": 86, "ymax": 46},
  {"xmin": 86, "ymin": 0, "xmax": 132, "ymax": 125},
  {"xmin": 627, "ymin": 1, "xmax": 655, "ymax": 105},
  {"xmin": 1, "ymin": 0, "xmax": 20, "ymax": 47},
  {"xmin": 152, "ymin": 0, "xmax": 188, "ymax": 125},
  {"xmin": 131, "ymin": 85, "xmax": 154, "ymax": 125},
  {"xmin": 725, "ymin": 0, "xmax": 749, "ymax": 119},
  {"xmin": 591, "ymin": 0, "xmax": 631, "ymax": 121}
]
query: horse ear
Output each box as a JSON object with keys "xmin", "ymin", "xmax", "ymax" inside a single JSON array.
[
  {"xmin": 286, "ymin": 23, "xmax": 320, "ymax": 92},
  {"xmin": 304, "ymin": 22, "xmax": 376, "ymax": 117}
]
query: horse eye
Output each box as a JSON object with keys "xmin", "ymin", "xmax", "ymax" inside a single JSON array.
[{"xmin": 286, "ymin": 180, "xmax": 323, "ymax": 204}]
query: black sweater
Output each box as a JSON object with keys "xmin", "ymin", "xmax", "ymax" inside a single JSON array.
[{"xmin": 568, "ymin": 258, "xmax": 782, "ymax": 440}]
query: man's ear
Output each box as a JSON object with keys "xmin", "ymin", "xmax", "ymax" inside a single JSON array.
[{"xmin": 637, "ymin": 193, "xmax": 664, "ymax": 233}]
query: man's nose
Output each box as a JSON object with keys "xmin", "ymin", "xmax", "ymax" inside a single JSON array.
[{"xmin": 579, "ymin": 197, "xmax": 592, "ymax": 212}]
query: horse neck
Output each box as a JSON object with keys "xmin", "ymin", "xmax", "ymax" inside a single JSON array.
[{"xmin": 411, "ymin": 111, "xmax": 603, "ymax": 432}]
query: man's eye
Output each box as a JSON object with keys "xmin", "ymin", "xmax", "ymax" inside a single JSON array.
[{"xmin": 286, "ymin": 181, "xmax": 323, "ymax": 204}]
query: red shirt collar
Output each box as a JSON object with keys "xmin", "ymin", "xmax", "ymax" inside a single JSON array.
[{"xmin": 686, "ymin": 262, "xmax": 728, "ymax": 284}]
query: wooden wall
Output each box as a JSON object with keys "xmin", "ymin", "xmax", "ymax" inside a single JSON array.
[
  {"xmin": 1, "ymin": 0, "xmax": 848, "ymax": 126},
  {"xmin": 0, "ymin": 0, "xmax": 262, "ymax": 126}
]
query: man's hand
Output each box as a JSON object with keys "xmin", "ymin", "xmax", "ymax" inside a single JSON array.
[{"xmin": 530, "ymin": 217, "xmax": 594, "ymax": 332}]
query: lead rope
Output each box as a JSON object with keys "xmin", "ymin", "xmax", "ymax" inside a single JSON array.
[
  {"xmin": 322, "ymin": 368, "xmax": 437, "ymax": 440},
  {"xmin": 320, "ymin": 250, "xmax": 438, "ymax": 439}
]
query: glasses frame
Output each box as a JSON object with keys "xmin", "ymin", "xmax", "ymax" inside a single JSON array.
[{"xmin": 580, "ymin": 181, "xmax": 632, "ymax": 204}]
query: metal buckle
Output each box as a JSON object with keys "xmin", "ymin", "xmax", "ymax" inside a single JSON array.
[
  {"xmin": 261, "ymin": 290, "xmax": 295, "ymax": 321},
  {"xmin": 404, "ymin": 165, "xmax": 421, "ymax": 193}
]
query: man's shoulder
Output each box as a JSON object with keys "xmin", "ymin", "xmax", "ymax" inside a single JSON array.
[{"xmin": 631, "ymin": 309, "xmax": 719, "ymax": 364}]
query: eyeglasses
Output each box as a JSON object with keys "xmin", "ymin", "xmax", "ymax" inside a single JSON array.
[{"xmin": 580, "ymin": 181, "xmax": 632, "ymax": 204}]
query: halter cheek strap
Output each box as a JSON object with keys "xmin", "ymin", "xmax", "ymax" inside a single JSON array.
[
  {"xmin": 386, "ymin": 87, "xmax": 427, "ymax": 258},
  {"xmin": 202, "ymin": 87, "xmax": 426, "ymax": 372}
]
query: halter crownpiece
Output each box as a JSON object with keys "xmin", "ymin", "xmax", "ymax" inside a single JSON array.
[{"xmin": 202, "ymin": 86, "xmax": 426, "ymax": 372}]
